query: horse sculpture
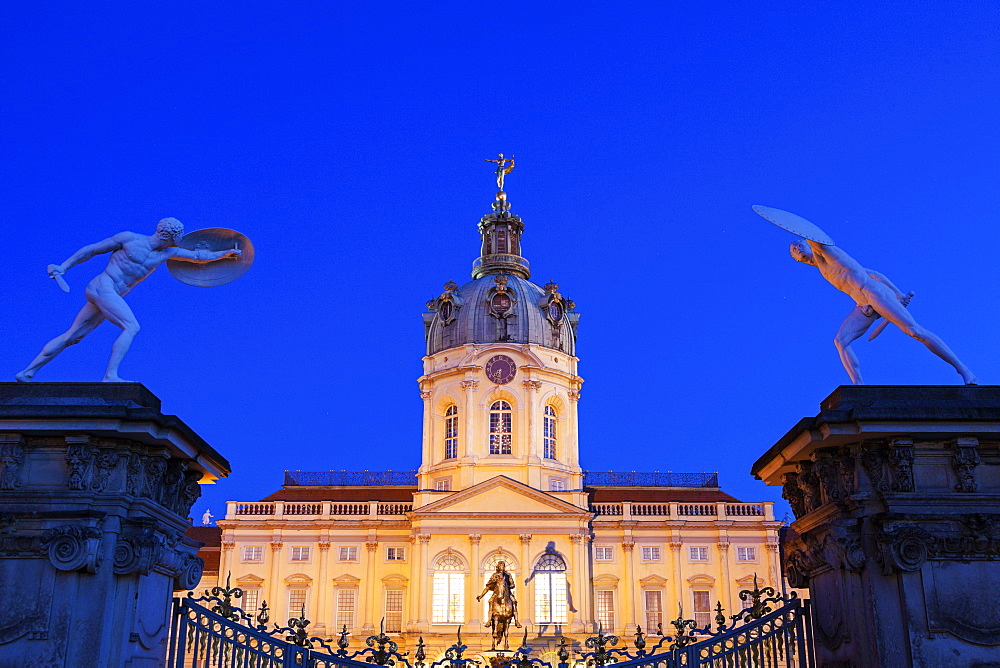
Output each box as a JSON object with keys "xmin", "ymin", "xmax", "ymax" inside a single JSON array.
[{"xmin": 477, "ymin": 561, "xmax": 521, "ymax": 650}]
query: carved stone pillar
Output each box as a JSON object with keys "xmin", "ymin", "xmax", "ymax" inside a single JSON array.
[
  {"xmin": 0, "ymin": 383, "xmax": 230, "ymax": 666},
  {"xmin": 461, "ymin": 379, "xmax": 478, "ymax": 464},
  {"xmin": 621, "ymin": 541, "xmax": 635, "ymax": 635},
  {"xmin": 468, "ymin": 534, "xmax": 482, "ymax": 626},
  {"xmin": 752, "ymin": 385, "xmax": 1000, "ymax": 667},
  {"xmin": 523, "ymin": 379, "xmax": 542, "ymax": 462}
]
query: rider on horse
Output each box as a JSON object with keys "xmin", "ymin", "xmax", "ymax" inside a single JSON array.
[{"xmin": 477, "ymin": 561, "xmax": 521, "ymax": 649}]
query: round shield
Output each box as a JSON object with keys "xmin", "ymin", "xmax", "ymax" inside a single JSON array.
[
  {"xmin": 166, "ymin": 228, "xmax": 255, "ymax": 287},
  {"xmin": 752, "ymin": 205, "xmax": 836, "ymax": 246}
]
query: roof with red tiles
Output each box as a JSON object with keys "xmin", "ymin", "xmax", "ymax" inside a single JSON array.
[{"xmin": 186, "ymin": 525, "xmax": 222, "ymax": 546}]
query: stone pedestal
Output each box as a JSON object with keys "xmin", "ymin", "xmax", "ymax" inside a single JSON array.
[
  {"xmin": 752, "ymin": 386, "xmax": 1000, "ymax": 668},
  {"xmin": 0, "ymin": 383, "xmax": 230, "ymax": 667}
]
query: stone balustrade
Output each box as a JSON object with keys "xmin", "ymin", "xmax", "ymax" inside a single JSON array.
[
  {"xmin": 589, "ymin": 501, "xmax": 773, "ymax": 520},
  {"xmin": 226, "ymin": 500, "xmax": 413, "ymax": 520}
]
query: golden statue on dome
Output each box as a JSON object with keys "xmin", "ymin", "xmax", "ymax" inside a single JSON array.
[{"xmin": 485, "ymin": 153, "xmax": 515, "ymax": 192}]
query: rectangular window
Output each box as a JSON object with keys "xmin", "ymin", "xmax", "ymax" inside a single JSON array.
[
  {"xmin": 337, "ymin": 589, "xmax": 356, "ymax": 631},
  {"xmin": 689, "ymin": 547, "xmax": 708, "ymax": 561},
  {"xmin": 435, "ymin": 478, "xmax": 452, "ymax": 491},
  {"xmin": 290, "ymin": 546, "xmax": 310, "ymax": 562},
  {"xmin": 243, "ymin": 589, "xmax": 260, "ymax": 614},
  {"xmin": 534, "ymin": 573, "xmax": 568, "ymax": 624},
  {"xmin": 385, "ymin": 590, "xmax": 404, "ymax": 633},
  {"xmin": 596, "ymin": 591, "xmax": 615, "ymax": 631},
  {"xmin": 242, "ymin": 545, "xmax": 263, "ymax": 562},
  {"xmin": 288, "ymin": 589, "xmax": 307, "ymax": 618},
  {"xmin": 386, "ymin": 547, "xmax": 406, "ymax": 561},
  {"xmin": 737, "ymin": 547, "xmax": 756, "ymax": 561},
  {"xmin": 644, "ymin": 591, "xmax": 662, "ymax": 634},
  {"xmin": 549, "ymin": 478, "xmax": 566, "ymax": 491},
  {"xmin": 641, "ymin": 546, "xmax": 661, "ymax": 561},
  {"xmin": 340, "ymin": 546, "xmax": 358, "ymax": 562},
  {"xmin": 692, "ymin": 590, "xmax": 711, "ymax": 628},
  {"xmin": 432, "ymin": 572, "xmax": 465, "ymax": 623},
  {"xmin": 594, "ymin": 546, "xmax": 614, "ymax": 561}
]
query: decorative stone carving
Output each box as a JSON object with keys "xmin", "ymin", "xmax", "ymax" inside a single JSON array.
[
  {"xmin": 468, "ymin": 534, "xmax": 482, "ymax": 545},
  {"xmin": 621, "ymin": 541, "xmax": 634, "ymax": 552},
  {"xmin": 860, "ymin": 441, "xmax": 890, "ymax": 493},
  {"xmin": 795, "ymin": 461, "xmax": 821, "ymax": 514},
  {"xmin": 522, "ymin": 380, "xmax": 542, "ymax": 391},
  {"xmin": 174, "ymin": 553, "xmax": 204, "ymax": 591},
  {"xmin": 420, "ymin": 391, "xmax": 433, "ymax": 399},
  {"xmin": 519, "ymin": 534, "xmax": 532, "ymax": 544},
  {"xmin": 366, "ymin": 541, "xmax": 379, "ymax": 552},
  {"xmin": 270, "ymin": 541, "xmax": 283, "ymax": 551},
  {"xmin": 66, "ymin": 442, "xmax": 97, "ymax": 490},
  {"xmin": 811, "ymin": 447, "xmax": 854, "ymax": 504},
  {"xmin": 318, "ymin": 541, "xmax": 331, "ymax": 552},
  {"xmin": 0, "ymin": 438, "xmax": 25, "ymax": 490},
  {"xmin": 126, "ymin": 452, "xmax": 144, "ymax": 496},
  {"xmin": 782, "ymin": 472, "xmax": 807, "ymax": 519},
  {"xmin": 114, "ymin": 525, "xmax": 162, "ymax": 576},
  {"xmin": 144, "ymin": 458, "xmax": 167, "ymax": 499},
  {"xmin": 461, "ymin": 379, "xmax": 479, "ymax": 391},
  {"xmin": 40, "ymin": 525, "xmax": 102, "ymax": 573},
  {"xmin": 951, "ymin": 438, "xmax": 980, "ymax": 493},
  {"xmin": 568, "ymin": 390, "xmax": 580, "ymax": 402},
  {"xmin": 889, "ymin": 439, "xmax": 914, "ymax": 493}
]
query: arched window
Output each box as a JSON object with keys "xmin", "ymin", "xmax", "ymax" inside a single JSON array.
[
  {"xmin": 543, "ymin": 405, "xmax": 557, "ymax": 460},
  {"xmin": 432, "ymin": 554, "xmax": 465, "ymax": 623},
  {"xmin": 444, "ymin": 405, "xmax": 458, "ymax": 460},
  {"xmin": 534, "ymin": 552, "xmax": 567, "ymax": 624},
  {"xmin": 489, "ymin": 401, "xmax": 512, "ymax": 455}
]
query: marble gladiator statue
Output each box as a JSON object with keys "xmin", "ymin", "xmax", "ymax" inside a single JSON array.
[
  {"xmin": 789, "ymin": 238, "xmax": 978, "ymax": 385},
  {"xmin": 16, "ymin": 218, "xmax": 241, "ymax": 383},
  {"xmin": 477, "ymin": 560, "xmax": 521, "ymax": 650}
]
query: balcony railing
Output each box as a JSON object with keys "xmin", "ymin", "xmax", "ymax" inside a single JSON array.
[
  {"xmin": 227, "ymin": 500, "xmax": 413, "ymax": 520},
  {"xmin": 583, "ymin": 471, "xmax": 719, "ymax": 487},
  {"xmin": 588, "ymin": 501, "xmax": 773, "ymax": 521}
]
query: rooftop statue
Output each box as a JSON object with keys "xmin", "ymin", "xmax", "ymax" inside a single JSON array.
[
  {"xmin": 485, "ymin": 153, "xmax": 515, "ymax": 192},
  {"xmin": 753, "ymin": 205, "xmax": 977, "ymax": 386},
  {"xmin": 16, "ymin": 218, "xmax": 250, "ymax": 383},
  {"xmin": 477, "ymin": 560, "xmax": 521, "ymax": 650}
]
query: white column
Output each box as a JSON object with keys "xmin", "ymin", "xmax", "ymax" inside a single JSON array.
[
  {"xmin": 416, "ymin": 534, "xmax": 431, "ymax": 630},
  {"xmin": 315, "ymin": 541, "xmax": 331, "ymax": 635},
  {"xmin": 567, "ymin": 390, "xmax": 581, "ymax": 469},
  {"xmin": 219, "ymin": 540, "xmax": 234, "ymax": 586},
  {"xmin": 717, "ymin": 540, "xmax": 732, "ymax": 614},
  {"xmin": 523, "ymin": 379, "xmax": 541, "ymax": 463},
  {"xmin": 363, "ymin": 540, "xmax": 379, "ymax": 631},
  {"xmin": 462, "ymin": 379, "xmax": 478, "ymax": 466},
  {"xmin": 569, "ymin": 534, "xmax": 586, "ymax": 632},
  {"xmin": 468, "ymin": 535, "xmax": 482, "ymax": 626},
  {"xmin": 519, "ymin": 534, "xmax": 532, "ymax": 627},
  {"xmin": 267, "ymin": 541, "xmax": 283, "ymax": 615},
  {"xmin": 767, "ymin": 543, "xmax": 781, "ymax": 592},
  {"xmin": 621, "ymin": 541, "xmax": 635, "ymax": 635},
  {"xmin": 669, "ymin": 539, "xmax": 683, "ymax": 618},
  {"xmin": 420, "ymin": 390, "xmax": 433, "ymax": 478},
  {"xmin": 407, "ymin": 534, "xmax": 419, "ymax": 631}
]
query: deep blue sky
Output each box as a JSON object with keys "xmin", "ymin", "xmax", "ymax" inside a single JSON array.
[{"xmin": 3, "ymin": 2, "xmax": 998, "ymax": 520}]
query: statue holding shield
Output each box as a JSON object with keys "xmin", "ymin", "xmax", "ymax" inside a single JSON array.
[
  {"xmin": 753, "ymin": 205, "xmax": 977, "ymax": 385},
  {"xmin": 16, "ymin": 217, "xmax": 254, "ymax": 383}
]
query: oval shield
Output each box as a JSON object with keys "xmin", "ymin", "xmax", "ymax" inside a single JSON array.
[
  {"xmin": 166, "ymin": 228, "xmax": 256, "ymax": 287},
  {"xmin": 752, "ymin": 205, "xmax": 836, "ymax": 246}
]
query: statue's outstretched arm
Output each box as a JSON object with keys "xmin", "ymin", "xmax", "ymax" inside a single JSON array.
[
  {"xmin": 171, "ymin": 247, "xmax": 242, "ymax": 263},
  {"xmin": 55, "ymin": 234, "xmax": 125, "ymax": 273}
]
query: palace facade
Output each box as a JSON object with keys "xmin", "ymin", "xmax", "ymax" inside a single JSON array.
[{"xmin": 198, "ymin": 182, "xmax": 782, "ymax": 659}]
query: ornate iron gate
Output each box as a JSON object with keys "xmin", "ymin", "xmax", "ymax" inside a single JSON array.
[{"xmin": 169, "ymin": 576, "xmax": 813, "ymax": 668}]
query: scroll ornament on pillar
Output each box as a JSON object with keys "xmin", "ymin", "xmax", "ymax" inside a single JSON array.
[
  {"xmin": 0, "ymin": 440, "xmax": 26, "ymax": 490},
  {"xmin": 40, "ymin": 525, "xmax": 103, "ymax": 573}
]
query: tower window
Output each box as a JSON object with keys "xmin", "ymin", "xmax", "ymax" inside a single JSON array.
[
  {"xmin": 489, "ymin": 401, "xmax": 512, "ymax": 454},
  {"xmin": 543, "ymin": 405, "xmax": 557, "ymax": 459},
  {"xmin": 497, "ymin": 229, "xmax": 507, "ymax": 253},
  {"xmin": 444, "ymin": 405, "xmax": 458, "ymax": 460}
]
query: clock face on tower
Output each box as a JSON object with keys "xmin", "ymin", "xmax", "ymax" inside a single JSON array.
[{"xmin": 485, "ymin": 355, "xmax": 517, "ymax": 385}]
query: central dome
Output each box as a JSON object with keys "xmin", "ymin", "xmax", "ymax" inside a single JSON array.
[{"xmin": 425, "ymin": 274, "xmax": 577, "ymax": 356}]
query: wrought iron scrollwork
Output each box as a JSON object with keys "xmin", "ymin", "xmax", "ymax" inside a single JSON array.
[{"xmin": 581, "ymin": 623, "xmax": 620, "ymax": 666}]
